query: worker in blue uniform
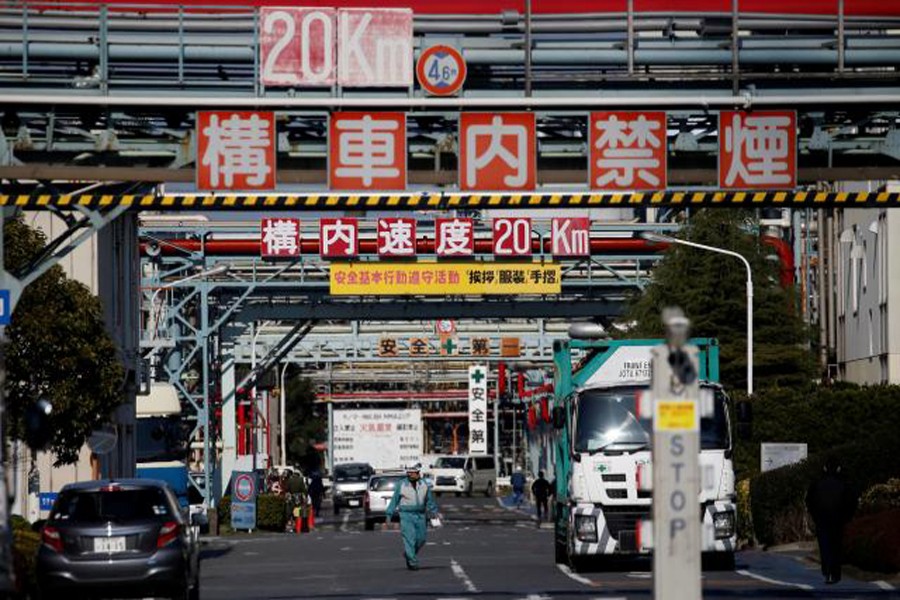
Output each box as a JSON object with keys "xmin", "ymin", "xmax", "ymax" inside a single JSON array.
[{"xmin": 385, "ymin": 463, "xmax": 440, "ymax": 570}]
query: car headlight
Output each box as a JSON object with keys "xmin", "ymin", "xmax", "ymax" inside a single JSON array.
[
  {"xmin": 575, "ymin": 515, "xmax": 598, "ymax": 542},
  {"xmin": 713, "ymin": 510, "xmax": 735, "ymax": 539},
  {"xmin": 334, "ymin": 490, "xmax": 344, "ymax": 496}
]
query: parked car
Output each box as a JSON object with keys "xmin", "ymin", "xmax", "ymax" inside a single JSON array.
[
  {"xmin": 36, "ymin": 479, "xmax": 200, "ymax": 600},
  {"xmin": 429, "ymin": 455, "xmax": 496, "ymax": 497},
  {"xmin": 363, "ymin": 471, "xmax": 406, "ymax": 531},
  {"xmin": 331, "ymin": 462, "xmax": 374, "ymax": 514}
]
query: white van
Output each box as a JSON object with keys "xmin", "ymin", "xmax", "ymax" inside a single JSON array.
[{"xmin": 428, "ymin": 455, "xmax": 496, "ymax": 497}]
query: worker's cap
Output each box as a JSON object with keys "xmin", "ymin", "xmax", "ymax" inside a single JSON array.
[{"xmin": 405, "ymin": 463, "xmax": 423, "ymax": 473}]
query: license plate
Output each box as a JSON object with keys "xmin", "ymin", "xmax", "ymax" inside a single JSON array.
[
  {"xmin": 94, "ymin": 536, "xmax": 126, "ymax": 553},
  {"xmin": 349, "ymin": 499, "xmax": 360, "ymax": 507}
]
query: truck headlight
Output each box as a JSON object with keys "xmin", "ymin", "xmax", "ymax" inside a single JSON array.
[
  {"xmin": 713, "ymin": 510, "xmax": 735, "ymax": 539},
  {"xmin": 574, "ymin": 515, "xmax": 598, "ymax": 543}
]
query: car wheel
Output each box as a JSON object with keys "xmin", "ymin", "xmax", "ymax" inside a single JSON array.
[
  {"xmin": 170, "ymin": 576, "xmax": 191, "ymax": 600},
  {"xmin": 455, "ymin": 492, "xmax": 461, "ymax": 497},
  {"xmin": 190, "ymin": 579, "xmax": 201, "ymax": 600},
  {"xmin": 484, "ymin": 481, "xmax": 493, "ymax": 497},
  {"xmin": 465, "ymin": 483, "xmax": 473, "ymax": 497},
  {"xmin": 333, "ymin": 503, "xmax": 340, "ymax": 515},
  {"xmin": 435, "ymin": 491, "xmax": 443, "ymax": 497},
  {"xmin": 364, "ymin": 519, "xmax": 374, "ymax": 531}
]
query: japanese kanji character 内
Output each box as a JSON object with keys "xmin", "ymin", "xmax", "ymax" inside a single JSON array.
[
  {"xmin": 461, "ymin": 113, "xmax": 535, "ymax": 191},
  {"xmin": 591, "ymin": 112, "xmax": 666, "ymax": 191},
  {"xmin": 199, "ymin": 111, "xmax": 275, "ymax": 190},
  {"xmin": 320, "ymin": 218, "xmax": 358, "ymax": 258},
  {"xmin": 260, "ymin": 218, "xmax": 301, "ymax": 257},
  {"xmin": 720, "ymin": 111, "xmax": 796, "ymax": 189}
]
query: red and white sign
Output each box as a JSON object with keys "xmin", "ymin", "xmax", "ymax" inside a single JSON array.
[
  {"xmin": 435, "ymin": 319, "xmax": 457, "ymax": 336},
  {"xmin": 460, "ymin": 113, "xmax": 536, "ymax": 191},
  {"xmin": 416, "ymin": 45, "xmax": 466, "ymax": 96},
  {"xmin": 261, "ymin": 218, "xmax": 301, "ymax": 257},
  {"xmin": 260, "ymin": 8, "xmax": 336, "ymax": 86},
  {"xmin": 435, "ymin": 218, "xmax": 474, "ymax": 257},
  {"xmin": 233, "ymin": 473, "xmax": 256, "ymax": 502},
  {"xmin": 197, "ymin": 111, "xmax": 276, "ymax": 191},
  {"xmin": 377, "ymin": 217, "xmax": 416, "ymax": 257},
  {"xmin": 338, "ymin": 9, "xmax": 413, "ymax": 87},
  {"xmin": 719, "ymin": 110, "xmax": 796, "ymax": 189},
  {"xmin": 591, "ymin": 111, "xmax": 667, "ymax": 191},
  {"xmin": 551, "ymin": 217, "xmax": 591, "ymax": 257},
  {"xmin": 329, "ymin": 112, "xmax": 406, "ymax": 190},
  {"xmin": 320, "ymin": 218, "xmax": 358, "ymax": 258},
  {"xmin": 492, "ymin": 217, "xmax": 532, "ymax": 257}
]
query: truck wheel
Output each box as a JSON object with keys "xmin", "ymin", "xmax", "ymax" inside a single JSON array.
[
  {"xmin": 554, "ymin": 537, "xmax": 567, "ymax": 564},
  {"xmin": 705, "ymin": 551, "xmax": 736, "ymax": 571},
  {"xmin": 333, "ymin": 503, "xmax": 340, "ymax": 516}
]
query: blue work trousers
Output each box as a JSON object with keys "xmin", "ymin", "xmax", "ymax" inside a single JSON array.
[{"xmin": 399, "ymin": 511, "xmax": 428, "ymax": 566}]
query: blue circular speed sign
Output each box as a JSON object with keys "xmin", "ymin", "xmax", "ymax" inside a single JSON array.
[{"xmin": 416, "ymin": 45, "xmax": 467, "ymax": 97}]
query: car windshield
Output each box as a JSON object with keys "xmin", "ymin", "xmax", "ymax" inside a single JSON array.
[
  {"xmin": 370, "ymin": 476, "xmax": 404, "ymax": 491},
  {"xmin": 434, "ymin": 457, "xmax": 466, "ymax": 469},
  {"xmin": 51, "ymin": 488, "xmax": 172, "ymax": 523},
  {"xmin": 334, "ymin": 464, "xmax": 370, "ymax": 481},
  {"xmin": 574, "ymin": 386, "xmax": 730, "ymax": 452}
]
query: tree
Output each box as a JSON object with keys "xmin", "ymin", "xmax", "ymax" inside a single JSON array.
[
  {"xmin": 282, "ymin": 372, "xmax": 326, "ymax": 472},
  {"xmin": 620, "ymin": 209, "xmax": 816, "ymax": 392},
  {"xmin": 3, "ymin": 217, "xmax": 124, "ymax": 464}
]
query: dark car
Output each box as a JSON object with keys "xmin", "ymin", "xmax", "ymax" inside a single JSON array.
[
  {"xmin": 37, "ymin": 479, "xmax": 200, "ymax": 600},
  {"xmin": 331, "ymin": 462, "xmax": 374, "ymax": 514}
]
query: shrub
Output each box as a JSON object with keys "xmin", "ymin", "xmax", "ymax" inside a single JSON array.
[
  {"xmin": 749, "ymin": 429, "xmax": 900, "ymax": 546},
  {"xmin": 11, "ymin": 517, "xmax": 39, "ymax": 599},
  {"xmin": 256, "ymin": 493, "xmax": 288, "ymax": 531},
  {"xmin": 858, "ymin": 478, "xmax": 900, "ymax": 516},
  {"xmin": 217, "ymin": 495, "xmax": 231, "ymax": 527},
  {"xmin": 844, "ymin": 509, "xmax": 900, "ymax": 573},
  {"xmin": 735, "ymin": 479, "xmax": 754, "ymax": 544}
]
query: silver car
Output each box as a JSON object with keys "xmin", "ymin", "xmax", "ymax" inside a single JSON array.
[
  {"xmin": 36, "ymin": 479, "xmax": 200, "ymax": 600},
  {"xmin": 364, "ymin": 472, "xmax": 406, "ymax": 531},
  {"xmin": 331, "ymin": 462, "xmax": 374, "ymax": 514}
]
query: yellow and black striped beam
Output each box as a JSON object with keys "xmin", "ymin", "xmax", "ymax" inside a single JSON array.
[{"xmin": 2, "ymin": 191, "xmax": 900, "ymax": 210}]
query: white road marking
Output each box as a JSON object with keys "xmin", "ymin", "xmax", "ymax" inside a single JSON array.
[
  {"xmin": 736, "ymin": 569, "xmax": 814, "ymax": 591},
  {"xmin": 626, "ymin": 572, "xmax": 651, "ymax": 579},
  {"xmin": 450, "ymin": 558, "xmax": 479, "ymax": 593},
  {"xmin": 340, "ymin": 546, "xmax": 352, "ymax": 551},
  {"xmin": 557, "ymin": 563, "xmax": 594, "ymax": 586},
  {"xmin": 874, "ymin": 580, "xmax": 896, "ymax": 591},
  {"xmin": 442, "ymin": 541, "xmax": 452, "ymax": 545},
  {"xmin": 242, "ymin": 551, "xmax": 259, "ymax": 556}
]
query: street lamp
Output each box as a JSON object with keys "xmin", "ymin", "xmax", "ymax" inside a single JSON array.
[
  {"xmin": 641, "ymin": 232, "xmax": 754, "ymax": 396},
  {"xmin": 148, "ymin": 263, "xmax": 230, "ymax": 341}
]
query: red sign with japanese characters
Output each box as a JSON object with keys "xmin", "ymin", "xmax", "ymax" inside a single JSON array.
[
  {"xmin": 259, "ymin": 8, "xmax": 336, "ymax": 87},
  {"xmin": 338, "ymin": 9, "xmax": 413, "ymax": 87},
  {"xmin": 719, "ymin": 110, "xmax": 797, "ymax": 189},
  {"xmin": 197, "ymin": 111, "xmax": 276, "ymax": 191},
  {"xmin": 377, "ymin": 217, "xmax": 417, "ymax": 257},
  {"xmin": 320, "ymin": 217, "xmax": 358, "ymax": 258},
  {"xmin": 435, "ymin": 218, "xmax": 474, "ymax": 257},
  {"xmin": 329, "ymin": 112, "xmax": 406, "ymax": 191},
  {"xmin": 459, "ymin": 113, "xmax": 536, "ymax": 191},
  {"xmin": 492, "ymin": 217, "xmax": 532, "ymax": 257},
  {"xmin": 551, "ymin": 217, "xmax": 591, "ymax": 257},
  {"xmin": 261, "ymin": 218, "xmax": 301, "ymax": 257},
  {"xmin": 590, "ymin": 111, "xmax": 667, "ymax": 191}
]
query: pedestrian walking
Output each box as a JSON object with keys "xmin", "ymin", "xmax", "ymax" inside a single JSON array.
[
  {"xmin": 385, "ymin": 463, "xmax": 441, "ymax": 571},
  {"xmin": 531, "ymin": 471, "xmax": 552, "ymax": 525},
  {"xmin": 510, "ymin": 469, "xmax": 527, "ymax": 508},
  {"xmin": 805, "ymin": 456, "xmax": 858, "ymax": 584},
  {"xmin": 308, "ymin": 470, "xmax": 325, "ymax": 518}
]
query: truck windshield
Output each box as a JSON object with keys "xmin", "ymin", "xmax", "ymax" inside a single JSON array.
[
  {"xmin": 136, "ymin": 416, "xmax": 185, "ymax": 462},
  {"xmin": 574, "ymin": 386, "xmax": 730, "ymax": 452}
]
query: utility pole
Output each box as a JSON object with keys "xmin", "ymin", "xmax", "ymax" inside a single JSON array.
[{"xmin": 650, "ymin": 308, "xmax": 702, "ymax": 600}]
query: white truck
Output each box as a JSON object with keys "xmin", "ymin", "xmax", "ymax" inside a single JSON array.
[{"xmin": 551, "ymin": 338, "xmax": 736, "ymax": 570}]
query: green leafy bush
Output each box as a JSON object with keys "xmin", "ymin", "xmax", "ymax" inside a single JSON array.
[
  {"xmin": 256, "ymin": 493, "xmax": 287, "ymax": 531},
  {"xmin": 750, "ymin": 429, "xmax": 900, "ymax": 546},
  {"xmin": 858, "ymin": 478, "xmax": 900, "ymax": 516},
  {"xmin": 10, "ymin": 516, "xmax": 39, "ymax": 599},
  {"xmin": 217, "ymin": 495, "xmax": 231, "ymax": 527}
]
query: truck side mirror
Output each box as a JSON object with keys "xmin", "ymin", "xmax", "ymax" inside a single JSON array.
[
  {"xmin": 736, "ymin": 400, "xmax": 752, "ymax": 440},
  {"xmin": 552, "ymin": 406, "xmax": 566, "ymax": 430}
]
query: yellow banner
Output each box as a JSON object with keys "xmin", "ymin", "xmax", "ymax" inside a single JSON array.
[
  {"xmin": 330, "ymin": 262, "xmax": 561, "ymax": 296},
  {"xmin": 655, "ymin": 400, "xmax": 698, "ymax": 432}
]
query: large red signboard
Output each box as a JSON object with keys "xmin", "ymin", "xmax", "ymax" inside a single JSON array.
[
  {"xmin": 719, "ymin": 110, "xmax": 797, "ymax": 189},
  {"xmin": 197, "ymin": 111, "xmax": 276, "ymax": 191},
  {"xmin": 492, "ymin": 217, "xmax": 532, "ymax": 257},
  {"xmin": 459, "ymin": 113, "xmax": 536, "ymax": 192},
  {"xmin": 329, "ymin": 112, "xmax": 406, "ymax": 190},
  {"xmin": 591, "ymin": 111, "xmax": 667, "ymax": 191}
]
